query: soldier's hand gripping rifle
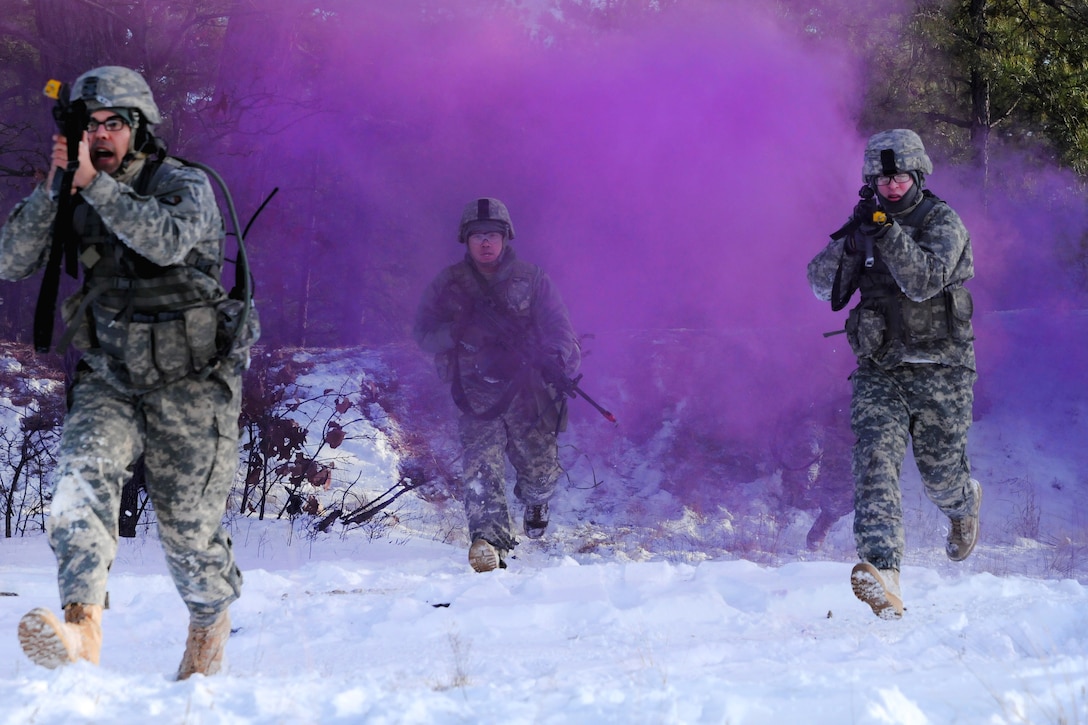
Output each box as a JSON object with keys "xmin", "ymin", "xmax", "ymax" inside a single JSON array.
[
  {"xmin": 540, "ymin": 360, "xmax": 617, "ymax": 424},
  {"xmin": 463, "ymin": 296, "xmax": 618, "ymax": 424},
  {"xmin": 33, "ymin": 80, "xmax": 90, "ymax": 352},
  {"xmin": 828, "ymin": 185, "xmax": 887, "ymax": 269}
]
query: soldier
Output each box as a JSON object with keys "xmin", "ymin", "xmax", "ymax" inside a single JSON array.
[
  {"xmin": 0, "ymin": 66, "xmax": 258, "ymax": 676},
  {"xmin": 807, "ymin": 129, "xmax": 981, "ymax": 619},
  {"xmin": 414, "ymin": 198, "xmax": 580, "ymax": 572}
]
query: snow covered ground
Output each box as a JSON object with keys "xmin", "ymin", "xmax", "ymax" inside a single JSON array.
[
  {"xmin": 2, "ymin": 326, "xmax": 1087, "ymax": 725},
  {"xmin": 2, "ymin": 526, "xmax": 1087, "ymax": 724}
]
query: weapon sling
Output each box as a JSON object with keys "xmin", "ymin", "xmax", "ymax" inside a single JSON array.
[{"xmin": 33, "ymin": 95, "xmax": 87, "ymax": 353}]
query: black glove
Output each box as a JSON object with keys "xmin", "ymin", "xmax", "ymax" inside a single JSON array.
[
  {"xmin": 844, "ymin": 197, "xmax": 886, "ymax": 253},
  {"xmin": 855, "ymin": 197, "xmax": 885, "ymax": 233},
  {"xmin": 539, "ymin": 355, "xmax": 573, "ymax": 393}
]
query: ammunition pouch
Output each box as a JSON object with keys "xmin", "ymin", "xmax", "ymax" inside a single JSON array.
[
  {"xmin": 845, "ymin": 305, "xmax": 888, "ymax": 358},
  {"xmin": 478, "ymin": 343, "xmax": 527, "ymax": 381},
  {"xmin": 215, "ymin": 297, "xmax": 261, "ymax": 369},
  {"xmin": 91, "ymin": 304, "xmax": 214, "ymax": 388},
  {"xmin": 68, "ymin": 296, "xmax": 258, "ymax": 389},
  {"xmin": 946, "ymin": 286, "xmax": 974, "ymax": 341},
  {"xmin": 847, "ymin": 286, "xmax": 973, "ymax": 358},
  {"xmin": 900, "ymin": 286, "xmax": 973, "ymax": 344}
]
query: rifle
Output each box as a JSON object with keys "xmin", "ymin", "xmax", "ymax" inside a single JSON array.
[
  {"xmin": 828, "ymin": 185, "xmax": 887, "ymax": 269},
  {"xmin": 459, "ymin": 284, "xmax": 617, "ymax": 425},
  {"xmin": 545, "ymin": 369, "xmax": 617, "ymax": 424},
  {"xmin": 33, "ymin": 80, "xmax": 89, "ymax": 353}
]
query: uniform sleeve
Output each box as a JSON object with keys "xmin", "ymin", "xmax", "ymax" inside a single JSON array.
[
  {"xmin": 413, "ymin": 269, "xmax": 458, "ymax": 355},
  {"xmin": 0, "ymin": 185, "xmax": 57, "ymax": 281},
  {"xmin": 533, "ymin": 272, "xmax": 581, "ymax": 376},
  {"xmin": 79, "ymin": 162, "xmax": 222, "ymax": 267},
  {"xmin": 807, "ymin": 236, "xmax": 855, "ymax": 303},
  {"xmin": 873, "ymin": 204, "xmax": 969, "ymax": 302}
]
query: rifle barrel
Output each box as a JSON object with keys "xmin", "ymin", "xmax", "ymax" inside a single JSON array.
[{"xmin": 572, "ymin": 383, "xmax": 617, "ymax": 423}]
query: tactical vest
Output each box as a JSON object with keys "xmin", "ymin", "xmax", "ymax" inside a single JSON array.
[
  {"xmin": 61, "ymin": 158, "xmax": 229, "ymax": 388},
  {"xmin": 840, "ymin": 192, "xmax": 974, "ymax": 360},
  {"xmin": 443, "ymin": 255, "xmax": 568, "ymax": 432}
]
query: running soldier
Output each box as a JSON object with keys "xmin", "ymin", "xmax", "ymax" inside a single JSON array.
[
  {"xmin": 0, "ymin": 66, "xmax": 258, "ymax": 676},
  {"xmin": 414, "ymin": 198, "xmax": 580, "ymax": 572},
  {"xmin": 807, "ymin": 129, "xmax": 981, "ymax": 619}
]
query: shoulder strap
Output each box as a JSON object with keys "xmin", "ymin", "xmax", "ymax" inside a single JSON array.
[
  {"xmin": 901, "ymin": 190, "xmax": 939, "ymax": 229},
  {"xmin": 132, "ymin": 157, "xmax": 163, "ymax": 196},
  {"xmin": 830, "ymin": 255, "xmax": 858, "ymax": 312}
]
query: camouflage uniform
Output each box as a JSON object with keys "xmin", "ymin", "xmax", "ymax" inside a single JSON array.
[
  {"xmin": 458, "ymin": 369, "xmax": 564, "ymax": 551},
  {"xmin": 0, "ymin": 68, "xmax": 253, "ymax": 629},
  {"xmin": 807, "ymin": 129, "xmax": 978, "ymax": 573},
  {"xmin": 414, "ymin": 208, "xmax": 579, "ymax": 556}
]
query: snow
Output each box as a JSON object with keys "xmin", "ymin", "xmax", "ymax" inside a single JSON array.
[
  {"xmin": 3, "ymin": 533, "xmax": 1088, "ymax": 723},
  {"xmin": 2, "ymin": 337, "xmax": 1087, "ymax": 725}
]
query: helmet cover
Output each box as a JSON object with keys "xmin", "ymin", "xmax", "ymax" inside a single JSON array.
[
  {"xmin": 862, "ymin": 129, "xmax": 933, "ymax": 180},
  {"xmin": 459, "ymin": 197, "xmax": 515, "ymax": 243},
  {"xmin": 71, "ymin": 66, "xmax": 162, "ymax": 126}
]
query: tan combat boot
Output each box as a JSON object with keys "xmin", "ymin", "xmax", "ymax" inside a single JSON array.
[
  {"xmin": 18, "ymin": 603, "xmax": 103, "ymax": 668},
  {"xmin": 946, "ymin": 478, "xmax": 982, "ymax": 562},
  {"xmin": 176, "ymin": 611, "xmax": 231, "ymax": 680},
  {"xmin": 851, "ymin": 562, "xmax": 904, "ymax": 620},
  {"xmin": 468, "ymin": 538, "xmax": 506, "ymax": 572}
]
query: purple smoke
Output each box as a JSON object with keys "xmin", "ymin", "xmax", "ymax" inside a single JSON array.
[{"xmin": 203, "ymin": 2, "xmax": 1083, "ymax": 481}]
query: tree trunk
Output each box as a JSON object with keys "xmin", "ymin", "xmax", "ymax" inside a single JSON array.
[{"xmin": 967, "ymin": 0, "xmax": 992, "ymax": 198}]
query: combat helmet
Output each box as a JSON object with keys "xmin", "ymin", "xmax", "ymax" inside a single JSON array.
[
  {"xmin": 459, "ymin": 197, "xmax": 515, "ymax": 244},
  {"xmin": 862, "ymin": 129, "xmax": 933, "ymax": 182},
  {"xmin": 71, "ymin": 66, "xmax": 162, "ymax": 126}
]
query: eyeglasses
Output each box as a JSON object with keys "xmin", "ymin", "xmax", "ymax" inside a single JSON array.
[
  {"xmin": 467, "ymin": 232, "xmax": 504, "ymax": 244},
  {"xmin": 875, "ymin": 173, "xmax": 912, "ymax": 186},
  {"xmin": 86, "ymin": 116, "xmax": 129, "ymax": 133}
]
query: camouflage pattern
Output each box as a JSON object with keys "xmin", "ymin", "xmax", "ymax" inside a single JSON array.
[
  {"xmin": 807, "ymin": 192, "xmax": 975, "ymax": 371},
  {"xmin": 49, "ymin": 367, "xmax": 242, "ymax": 626},
  {"xmin": 0, "ymin": 157, "xmax": 222, "ymax": 282},
  {"xmin": 414, "ymin": 245, "xmax": 580, "ymax": 382},
  {"xmin": 0, "ymin": 75, "xmax": 249, "ymax": 626},
  {"xmin": 861, "ymin": 129, "xmax": 933, "ymax": 180},
  {"xmin": 458, "ymin": 197, "xmax": 515, "ymax": 242},
  {"xmin": 808, "ymin": 137, "xmax": 977, "ymax": 571},
  {"xmin": 414, "ymin": 242, "xmax": 579, "ymax": 553},
  {"xmin": 459, "ymin": 377, "xmax": 562, "ymax": 551},
  {"xmin": 72, "ymin": 65, "xmax": 162, "ymax": 125},
  {"xmin": 0, "ymin": 157, "xmax": 231, "ymax": 391},
  {"xmin": 850, "ymin": 362, "xmax": 977, "ymax": 570}
]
